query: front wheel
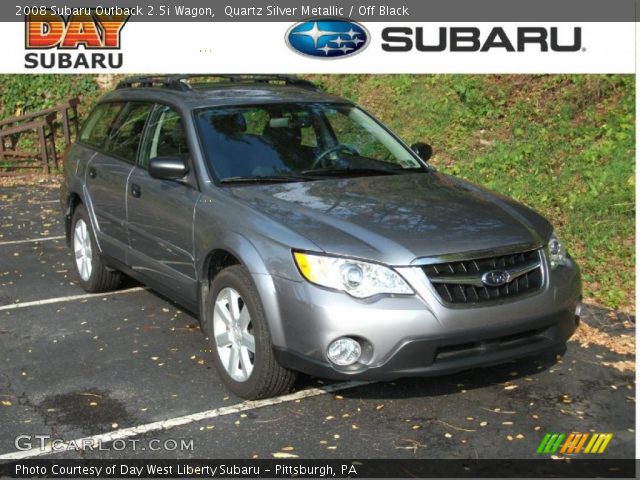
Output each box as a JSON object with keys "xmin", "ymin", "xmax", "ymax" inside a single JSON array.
[{"xmin": 203, "ymin": 265, "xmax": 296, "ymax": 399}]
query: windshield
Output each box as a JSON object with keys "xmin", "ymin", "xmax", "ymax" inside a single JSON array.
[{"xmin": 194, "ymin": 103, "xmax": 424, "ymax": 183}]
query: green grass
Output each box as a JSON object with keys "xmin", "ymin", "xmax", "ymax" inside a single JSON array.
[
  {"xmin": 308, "ymin": 74, "xmax": 635, "ymax": 311},
  {"xmin": 0, "ymin": 74, "xmax": 634, "ymax": 310}
]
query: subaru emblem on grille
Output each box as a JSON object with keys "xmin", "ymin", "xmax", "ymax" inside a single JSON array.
[{"xmin": 481, "ymin": 270, "xmax": 510, "ymax": 287}]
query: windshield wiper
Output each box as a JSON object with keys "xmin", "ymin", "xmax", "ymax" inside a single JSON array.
[
  {"xmin": 300, "ymin": 167, "xmax": 404, "ymax": 177},
  {"xmin": 220, "ymin": 174, "xmax": 313, "ymax": 184}
]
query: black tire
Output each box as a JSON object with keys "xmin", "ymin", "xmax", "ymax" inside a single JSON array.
[
  {"xmin": 203, "ymin": 265, "xmax": 296, "ymax": 399},
  {"xmin": 71, "ymin": 204, "xmax": 121, "ymax": 293}
]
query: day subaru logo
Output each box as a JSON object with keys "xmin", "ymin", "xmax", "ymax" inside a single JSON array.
[{"xmin": 286, "ymin": 19, "xmax": 370, "ymax": 59}]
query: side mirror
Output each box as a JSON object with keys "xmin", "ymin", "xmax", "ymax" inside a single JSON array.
[
  {"xmin": 148, "ymin": 156, "xmax": 188, "ymax": 180},
  {"xmin": 411, "ymin": 142, "xmax": 433, "ymax": 162}
]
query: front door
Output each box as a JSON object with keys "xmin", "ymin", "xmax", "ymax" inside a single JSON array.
[{"xmin": 127, "ymin": 104, "xmax": 200, "ymax": 306}]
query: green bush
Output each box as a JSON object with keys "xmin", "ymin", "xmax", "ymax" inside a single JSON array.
[{"xmin": 0, "ymin": 75, "xmax": 100, "ymax": 119}]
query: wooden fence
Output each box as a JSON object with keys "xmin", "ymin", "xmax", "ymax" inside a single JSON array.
[{"xmin": 0, "ymin": 98, "xmax": 80, "ymax": 174}]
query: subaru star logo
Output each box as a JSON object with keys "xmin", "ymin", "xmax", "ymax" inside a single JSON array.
[
  {"xmin": 285, "ymin": 19, "xmax": 370, "ymax": 59},
  {"xmin": 481, "ymin": 270, "xmax": 510, "ymax": 287}
]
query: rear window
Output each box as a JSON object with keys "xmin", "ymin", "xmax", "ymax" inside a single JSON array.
[{"xmin": 79, "ymin": 102, "xmax": 124, "ymax": 148}]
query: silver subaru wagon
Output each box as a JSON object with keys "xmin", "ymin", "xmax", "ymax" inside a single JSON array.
[{"xmin": 60, "ymin": 75, "xmax": 581, "ymax": 399}]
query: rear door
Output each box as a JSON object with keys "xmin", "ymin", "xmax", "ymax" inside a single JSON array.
[
  {"xmin": 84, "ymin": 102, "xmax": 153, "ymax": 261},
  {"xmin": 127, "ymin": 104, "xmax": 200, "ymax": 306}
]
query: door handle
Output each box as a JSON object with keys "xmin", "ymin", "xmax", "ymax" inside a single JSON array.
[
  {"xmin": 88, "ymin": 167, "xmax": 97, "ymax": 179},
  {"xmin": 131, "ymin": 183, "xmax": 141, "ymax": 198}
]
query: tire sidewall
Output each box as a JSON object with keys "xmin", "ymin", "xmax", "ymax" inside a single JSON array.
[{"xmin": 203, "ymin": 265, "xmax": 272, "ymax": 398}]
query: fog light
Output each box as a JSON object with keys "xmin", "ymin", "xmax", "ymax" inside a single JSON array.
[{"xmin": 327, "ymin": 337, "xmax": 362, "ymax": 366}]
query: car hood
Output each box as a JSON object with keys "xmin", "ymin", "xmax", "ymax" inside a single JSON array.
[{"xmin": 227, "ymin": 172, "xmax": 552, "ymax": 265}]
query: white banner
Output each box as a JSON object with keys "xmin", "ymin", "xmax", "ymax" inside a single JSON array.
[{"xmin": 0, "ymin": 21, "xmax": 634, "ymax": 73}]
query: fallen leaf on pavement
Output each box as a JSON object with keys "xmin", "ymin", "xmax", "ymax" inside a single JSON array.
[{"xmin": 272, "ymin": 452, "xmax": 298, "ymax": 459}]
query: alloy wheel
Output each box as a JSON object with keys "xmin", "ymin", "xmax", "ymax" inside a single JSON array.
[
  {"xmin": 213, "ymin": 287, "xmax": 256, "ymax": 382},
  {"xmin": 73, "ymin": 219, "xmax": 93, "ymax": 282}
]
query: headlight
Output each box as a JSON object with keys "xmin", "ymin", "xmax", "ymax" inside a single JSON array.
[
  {"xmin": 548, "ymin": 231, "xmax": 567, "ymax": 269},
  {"xmin": 293, "ymin": 251, "xmax": 413, "ymax": 298}
]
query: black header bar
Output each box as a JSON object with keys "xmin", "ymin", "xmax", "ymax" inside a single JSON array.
[
  {"xmin": 0, "ymin": 458, "xmax": 636, "ymax": 478},
  {"xmin": 4, "ymin": 0, "xmax": 639, "ymax": 22}
]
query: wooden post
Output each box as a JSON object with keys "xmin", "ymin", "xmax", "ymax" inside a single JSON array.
[
  {"xmin": 38, "ymin": 123, "xmax": 49, "ymax": 175},
  {"xmin": 61, "ymin": 108, "xmax": 71, "ymax": 145},
  {"xmin": 45, "ymin": 112, "xmax": 58, "ymax": 171},
  {"xmin": 68, "ymin": 98, "xmax": 80, "ymax": 140}
]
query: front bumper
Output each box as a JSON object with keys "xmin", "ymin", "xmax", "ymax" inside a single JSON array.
[
  {"xmin": 258, "ymin": 255, "xmax": 581, "ymax": 381},
  {"xmin": 273, "ymin": 311, "xmax": 575, "ymax": 380}
]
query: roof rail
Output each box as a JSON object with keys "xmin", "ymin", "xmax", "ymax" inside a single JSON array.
[{"xmin": 116, "ymin": 74, "xmax": 320, "ymax": 91}]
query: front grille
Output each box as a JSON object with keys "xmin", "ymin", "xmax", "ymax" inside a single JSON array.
[{"xmin": 423, "ymin": 249, "xmax": 543, "ymax": 304}]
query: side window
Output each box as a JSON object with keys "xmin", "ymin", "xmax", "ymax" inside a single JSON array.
[
  {"xmin": 79, "ymin": 102, "xmax": 124, "ymax": 148},
  {"xmin": 103, "ymin": 103, "xmax": 153, "ymax": 164},
  {"xmin": 140, "ymin": 105, "xmax": 190, "ymax": 169}
]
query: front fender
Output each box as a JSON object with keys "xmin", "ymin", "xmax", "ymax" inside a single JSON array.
[
  {"xmin": 193, "ymin": 193, "xmax": 318, "ymax": 343},
  {"xmin": 196, "ymin": 230, "xmax": 270, "ymax": 279},
  {"xmin": 195, "ymin": 231, "xmax": 295, "ymax": 346}
]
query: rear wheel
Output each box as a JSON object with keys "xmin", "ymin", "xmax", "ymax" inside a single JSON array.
[
  {"xmin": 203, "ymin": 265, "xmax": 296, "ymax": 399},
  {"xmin": 71, "ymin": 205, "xmax": 121, "ymax": 293}
]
